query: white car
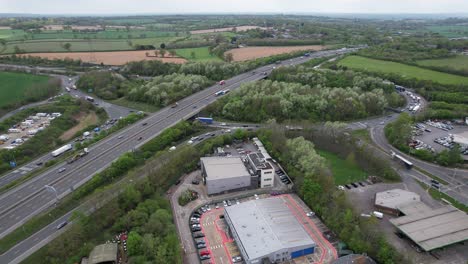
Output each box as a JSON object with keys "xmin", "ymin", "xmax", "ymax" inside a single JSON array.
[
  {"xmin": 254, "ymin": 194, "xmax": 259, "ymax": 200},
  {"xmin": 223, "ymin": 200, "xmax": 228, "ymax": 207},
  {"xmin": 306, "ymin": 212, "xmax": 315, "ymax": 217},
  {"xmin": 337, "ymin": 185, "xmax": 345, "ymax": 191}
]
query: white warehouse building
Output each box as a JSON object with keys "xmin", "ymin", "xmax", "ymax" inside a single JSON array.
[
  {"xmin": 201, "ymin": 157, "xmax": 251, "ymax": 195},
  {"xmin": 225, "ymin": 197, "xmax": 316, "ymax": 264}
]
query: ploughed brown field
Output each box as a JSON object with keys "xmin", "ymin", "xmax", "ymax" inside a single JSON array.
[
  {"xmin": 225, "ymin": 45, "xmax": 327, "ymax": 61},
  {"xmin": 190, "ymin": 25, "xmax": 268, "ymax": 34},
  {"xmin": 18, "ymin": 50, "xmax": 187, "ymax": 65}
]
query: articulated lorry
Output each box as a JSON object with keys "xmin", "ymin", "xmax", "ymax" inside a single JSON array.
[
  {"xmin": 67, "ymin": 148, "xmax": 89, "ymax": 164},
  {"xmin": 52, "ymin": 144, "xmax": 72, "ymax": 157}
]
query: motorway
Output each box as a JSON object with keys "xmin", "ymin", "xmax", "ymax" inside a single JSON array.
[
  {"xmin": 0, "ymin": 127, "xmax": 230, "ymax": 264},
  {"xmin": 0, "ymin": 48, "xmax": 356, "ymax": 242},
  {"xmin": 0, "ymin": 75, "xmax": 133, "ymax": 190}
]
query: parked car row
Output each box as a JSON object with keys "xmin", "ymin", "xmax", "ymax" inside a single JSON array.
[
  {"xmin": 434, "ymin": 136, "xmax": 455, "ymax": 149},
  {"xmin": 424, "ymin": 120, "xmax": 454, "ymax": 131},
  {"xmin": 409, "ymin": 139, "xmax": 435, "ymax": 152},
  {"xmin": 276, "ymin": 169, "xmax": 291, "ymax": 184},
  {"xmin": 190, "ymin": 209, "xmax": 212, "ymax": 261},
  {"xmin": 338, "ymin": 181, "xmax": 371, "ymax": 190}
]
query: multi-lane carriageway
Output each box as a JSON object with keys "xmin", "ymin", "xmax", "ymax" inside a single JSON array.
[{"xmin": 0, "ymin": 48, "xmax": 357, "ymax": 239}]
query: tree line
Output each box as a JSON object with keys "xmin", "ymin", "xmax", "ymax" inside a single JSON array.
[
  {"xmin": 208, "ymin": 78, "xmax": 391, "ymax": 123},
  {"xmin": 127, "ymin": 73, "xmax": 212, "ymax": 107}
]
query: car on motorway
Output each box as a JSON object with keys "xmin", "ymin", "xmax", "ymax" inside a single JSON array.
[
  {"xmin": 142, "ymin": 122, "xmax": 148, "ymax": 126},
  {"xmin": 36, "ymin": 161, "xmax": 43, "ymax": 166},
  {"xmin": 171, "ymin": 102, "xmax": 179, "ymax": 108},
  {"xmin": 58, "ymin": 167, "xmax": 66, "ymax": 173},
  {"xmin": 56, "ymin": 221, "xmax": 68, "ymax": 229},
  {"xmin": 117, "ymin": 135, "xmax": 124, "ymax": 139},
  {"xmin": 219, "ymin": 80, "xmax": 225, "ymax": 85},
  {"xmin": 137, "ymin": 136, "xmax": 143, "ymax": 141}
]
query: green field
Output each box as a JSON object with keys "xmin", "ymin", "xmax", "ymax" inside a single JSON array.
[
  {"xmin": 339, "ymin": 56, "xmax": 468, "ymax": 86},
  {"xmin": 416, "ymin": 55, "xmax": 468, "ymax": 71},
  {"xmin": 0, "ymin": 72, "xmax": 50, "ymax": 108},
  {"xmin": 427, "ymin": 25, "xmax": 468, "ymax": 38},
  {"xmin": 316, "ymin": 149, "xmax": 367, "ymax": 185},
  {"xmin": 175, "ymin": 46, "xmax": 222, "ymax": 62}
]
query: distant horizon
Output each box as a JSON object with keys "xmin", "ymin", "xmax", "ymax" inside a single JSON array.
[
  {"xmin": 2, "ymin": 0, "xmax": 468, "ymax": 17},
  {"xmin": 1, "ymin": 12, "xmax": 468, "ymax": 19}
]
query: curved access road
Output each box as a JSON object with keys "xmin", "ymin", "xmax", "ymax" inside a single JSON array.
[{"xmin": 0, "ymin": 48, "xmax": 358, "ymax": 240}]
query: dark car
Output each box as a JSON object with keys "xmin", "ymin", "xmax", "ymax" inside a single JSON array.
[
  {"xmin": 56, "ymin": 221, "xmax": 68, "ymax": 229},
  {"xmin": 36, "ymin": 161, "xmax": 43, "ymax": 166},
  {"xmin": 192, "ymin": 180, "xmax": 200, "ymax": 185},
  {"xmin": 192, "ymin": 227, "xmax": 201, "ymax": 232},
  {"xmin": 193, "ymin": 232, "xmax": 205, "ymax": 238},
  {"xmin": 142, "ymin": 122, "xmax": 148, "ymax": 126},
  {"xmin": 137, "ymin": 136, "xmax": 143, "ymax": 141},
  {"xmin": 175, "ymin": 179, "xmax": 181, "ymax": 185}
]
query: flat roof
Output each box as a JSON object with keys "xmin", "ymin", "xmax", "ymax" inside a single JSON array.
[
  {"xmin": 453, "ymin": 131, "xmax": 468, "ymax": 145},
  {"xmin": 225, "ymin": 197, "xmax": 315, "ymax": 260},
  {"xmin": 89, "ymin": 243, "xmax": 117, "ymax": 264},
  {"xmin": 253, "ymin": 137, "xmax": 272, "ymax": 160},
  {"xmin": 390, "ymin": 205, "xmax": 468, "ymax": 251},
  {"xmin": 375, "ymin": 189, "xmax": 420, "ymax": 210},
  {"xmin": 248, "ymin": 152, "xmax": 273, "ymax": 170},
  {"xmin": 201, "ymin": 157, "xmax": 250, "ymax": 180}
]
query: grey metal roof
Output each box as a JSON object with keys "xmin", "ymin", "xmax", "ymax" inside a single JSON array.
[
  {"xmin": 375, "ymin": 189, "xmax": 420, "ymax": 210},
  {"xmin": 225, "ymin": 197, "xmax": 315, "ymax": 260},
  {"xmin": 89, "ymin": 243, "xmax": 117, "ymax": 264},
  {"xmin": 202, "ymin": 157, "xmax": 250, "ymax": 180},
  {"xmin": 390, "ymin": 205, "xmax": 468, "ymax": 251}
]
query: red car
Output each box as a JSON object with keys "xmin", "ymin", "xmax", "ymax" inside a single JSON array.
[
  {"xmin": 200, "ymin": 250, "xmax": 210, "ymax": 256},
  {"xmin": 219, "ymin": 80, "xmax": 225, "ymax": 85}
]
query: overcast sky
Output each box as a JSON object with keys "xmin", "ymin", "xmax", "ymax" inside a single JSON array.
[{"xmin": 1, "ymin": 0, "xmax": 468, "ymax": 15}]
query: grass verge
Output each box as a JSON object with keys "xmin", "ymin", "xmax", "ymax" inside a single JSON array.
[
  {"xmin": 110, "ymin": 97, "xmax": 160, "ymax": 113},
  {"xmin": 416, "ymin": 180, "xmax": 468, "ymax": 213}
]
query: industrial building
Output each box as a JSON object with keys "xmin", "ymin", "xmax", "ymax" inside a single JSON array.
[
  {"xmin": 224, "ymin": 197, "xmax": 316, "ymax": 264},
  {"xmin": 201, "ymin": 157, "xmax": 251, "ymax": 195},
  {"xmin": 374, "ymin": 189, "xmax": 421, "ymax": 216},
  {"xmin": 247, "ymin": 152, "xmax": 274, "ymax": 188},
  {"xmin": 390, "ymin": 202, "xmax": 468, "ymax": 251}
]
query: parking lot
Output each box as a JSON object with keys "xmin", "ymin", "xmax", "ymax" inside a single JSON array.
[
  {"xmin": 413, "ymin": 120, "xmax": 468, "ymax": 160},
  {"xmin": 0, "ymin": 113, "xmax": 58, "ymax": 150}
]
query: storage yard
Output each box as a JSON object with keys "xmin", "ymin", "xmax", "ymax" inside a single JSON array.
[{"xmin": 0, "ymin": 112, "xmax": 60, "ymax": 150}]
